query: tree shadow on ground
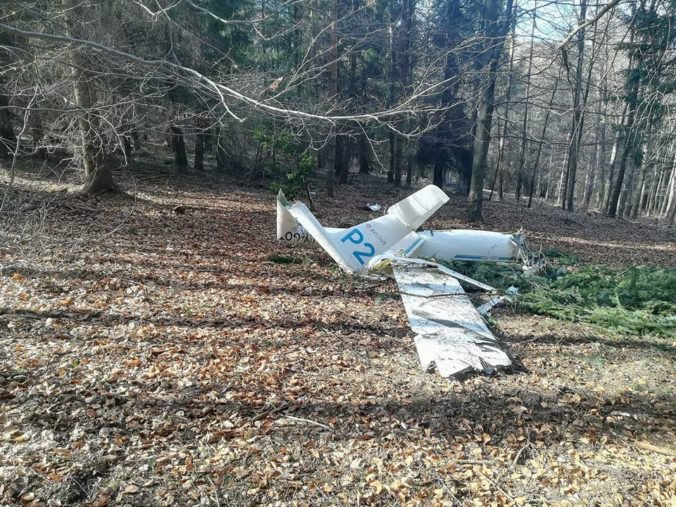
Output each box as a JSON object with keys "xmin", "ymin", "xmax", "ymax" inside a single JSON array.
[{"xmin": 12, "ymin": 375, "xmax": 674, "ymax": 454}]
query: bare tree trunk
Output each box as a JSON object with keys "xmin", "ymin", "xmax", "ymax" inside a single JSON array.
[
  {"xmin": 31, "ymin": 114, "xmax": 47, "ymax": 160},
  {"xmin": 215, "ymin": 126, "xmax": 227, "ymax": 173},
  {"xmin": 194, "ymin": 130, "xmax": 205, "ymax": 172},
  {"xmin": 401, "ymin": 0, "xmax": 415, "ymax": 188},
  {"xmin": 618, "ymin": 158, "xmax": 636, "ymax": 217},
  {"xmin": 171, "ymin": 126, "xmax": 188, "ymax": 173},
  {"xmin": 406, "ymin": 148, "xmax": 414, "ymax": 186},
  {"xmin": 488, "ymin": 125, "xmax": 506, "ymax": 201},
  {"xmin": 394, "ymin": 137, "xmax": 403, "ymax": 186},
  {"xmin": 433, "ymin": 158, "xmax": 444, "ymax": 188},
  {"xmin": 645, "ymin": 159, "xmax": 660, "ymax": 216},
  {"xmin": 337, "ymin": 136, "xmax": 349, "ymax": 184},
  {"xmin": 63, "ymin": 0, "xmax": 115, "ymax": 194},
  {"xmin": 73, "ymin": 67, "xmax": 113, "ymax": 193},
  {"xmin": 583, "ymin": 136, "xmax": 600, "ymax": 210},
  {"xmin": 608, "ymin": 43, "xmax": 640, "ymax": 217},
  {"xmin": 488, "ymin": 15, "xmax": 516, "ymax": 202},
  {"xmin": 603, "ymin": 125, "xmax": 622, "ymax": 211},
  {"xmin": 665, "ymin": 154, "xmax": 676, "ymax": 224},
  {"xmin": 358, "ymin": 134, "xmax": 370, "ymax": 174},
  {"xmin": 528, "ymin": 70, "xmax": 560, "ymax": 208},
  {"xmin": 498, "ymin": 169, "xmax": 504, "ymax": 200},
  {"xmin": 556, "ymin": 134, "xmax": 570, "ymax": 206},
  {"xmin": 387, "ymin": 14, "xmax": 400, "ymax": 185},
  {"xmin": 609, "ymin": 122, "xmax": 638, "ymax": 218},
  {"xmin": 645, "ymin": 151, "xmax": 664, "ymax": 216},
  {"xmin": 388, "ymin": 133, "xmax": 396, "ymax": 184},
  {"xmin": 326, "ymin": 0, "xmax": 338, "ymax": 197},
  {"xmin": 469, "ymin": 81, "xmax": 497, "ymax": 220},
  {"xmin": 0, "ymin": 87, "xmax": 14, "ymax": 157},
  {"xmin": 544, "ymin": 150, "xmax": 553, "ymax": 201},
  {"xmin": 562, "ymin": 0, "xmax": 588, "ymax": 211},
  {"xmin": 515, "ymin": 172, "xmax": 523, "ymax": 202},
  {"xmin": 515, "ymin": 3, "xmax": 537, "ymax": 205},
  {"xmin": 630, "ymin": 142, "xmax": 650, "ymax": 218},
  {"xmin": 468, "ymin": 0, "xmax": 514, "ymax": 221},
  {"xmin": 589, "ymin": 81, "xmax": 608, "ymax": 210}
]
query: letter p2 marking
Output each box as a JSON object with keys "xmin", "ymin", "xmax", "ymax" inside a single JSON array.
[{"xmin": 340, "ymin": 228, "xmax": 375, "ymax": 265}]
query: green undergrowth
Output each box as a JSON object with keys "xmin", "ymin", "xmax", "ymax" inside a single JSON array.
[{"xmin": 440, "ymin": 253, "xmax": 676, "ymax": 338}]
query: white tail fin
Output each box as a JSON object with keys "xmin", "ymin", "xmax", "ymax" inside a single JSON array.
[
  {"xmin": 278, "ymin": 185, "xmax": 449, "ymax": 273},
  {"xmin": 277, "ymin": 190, "xmax": 301, "ymax": 240}
]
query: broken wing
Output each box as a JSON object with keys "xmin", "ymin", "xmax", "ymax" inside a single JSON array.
[{"xmin": 392, "ymin": 262, "xmax": 512, "ymax": 378}]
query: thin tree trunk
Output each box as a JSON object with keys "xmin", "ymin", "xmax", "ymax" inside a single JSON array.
[
  {"xmin": 645, "ymin": 159, "xmax": 660, "ymax": 216},
  {"xmin": 394, "ymin": 136, "xmax": 403, "ymax": 186},
  {"xmin": 630, "ymin": 142, "xmax": 650, "ymax": 218},
  {"xmin": 545, "ymin": 149, "xmax": 553, "ymax": 201},
  {"xmin": 618, "ymin": 157, "xmax": 635, "ymax": 217},
  {"xmin": 406, "ymin": 148, "xmax": 414, "ymax": 186},
  {"xmin": 469, "ymin": 80, "xmax": 498, "ymax": 220},
  {"xmin": 326, "ymin": 0, "xmax": 338, "ymax": 197},
  {"xmin": 664, "ymin": 154, "xmax": 676, "ymax": 224},
  {"xmin": 396, "ymin": 0, "xmax": 414, "ymax": 188},
  {"xmin": 649, "ymin": 169, "xmax": 662, "ymax": 216},
  {"xmin": 498, "ymin": 169, "xmax": 504, "ymax": 200},
  {"xmin": 31, "ymin": 113, "xmax": 47, "ymax": 160},
  {"xmin": 358, "ymin": 134, "xmax": 370, "ymax": 174},
  {"xmin": 515, "ymin": 172, "xmax": 523, "ymax": 202},
  {"xmin": 528, "ymin": 70, "xmax": 560, "ymax": 208},
  {"xmin": 171, "ymin": 126, "xmax": 188, "ymax": 173},
  {"xmin": 608, "ymin": 33, "xmax": 640, "ymax": 217},
  {"xmin": 516, "ymin": 3, "xmax": 537, "ymax": 205},
  {"xmin": 434, "ymin": 158, "xmax": 444, "ymax": 188},
  {"xmin": 608, "ymin": 108, "xmax": 638, "ymax": 217},
  {"xmin": 556, "ymin": 134, "xmax": 570, "ymax": 206},
  {"xmin": 488, "ymin": 13, "xmax": 516, "ymax": 202},
  {"xmin": 194, "ymin": 131, "xmax": 205, "ymax": 172},
  {"xmin": 603, "ymin": 124, "xmax": 622, "ymax": 211},
  {"xmin": 562, "ymin": 0, "xmax": 588, "ymax": 211},
  {"xmin": 489, "ymin": 126, "xmax": 506, "ymax": 201},
  {"xmin": 468, "ymin": 0, "xmax": 514, "ymax": 221},
  {"xmin": 215, "ymin": 125, "xmax": 227, "ymax": 172},
  {"xmin": 583, "ymin": 136, "xmax": 600, "ymax": 210},
  {"xmin": 337, "ymin": 136, "xmax": 349, "ymax": 184},
  {"xmin": 591, "ymin": 81, "xmax": 608, "ymax": 210},
  {"xmin": 0, "ymin": 87, "xmax": 14, "ymax": 157}
]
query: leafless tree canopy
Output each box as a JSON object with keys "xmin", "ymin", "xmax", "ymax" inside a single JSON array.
[{"xmin": 0, "ymin": 0, "xmax": 674, "ymax": 221}]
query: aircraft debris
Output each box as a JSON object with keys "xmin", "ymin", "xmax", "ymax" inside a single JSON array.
[
  {"xmin": 393, "ymin": 261, "xmax": 512, "ymax": 377},
  {"xmin": 276, "ymin": 186, "xmax": 527, "ymax": 378}
]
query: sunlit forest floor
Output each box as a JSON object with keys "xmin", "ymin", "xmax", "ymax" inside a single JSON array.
[{"xmin": 1, "ymin": 160, "xmax": 675, "ymax": 506}]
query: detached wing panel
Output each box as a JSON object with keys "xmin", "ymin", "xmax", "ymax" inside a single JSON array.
[{"xmin": 393, "ymin": 262, "xmax": 511, "ymax": 377}]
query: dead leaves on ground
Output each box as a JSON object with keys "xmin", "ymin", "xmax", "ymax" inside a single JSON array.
[{"xmin": 0, "ymin": 176, "xmax": 674, "ymax": 506}]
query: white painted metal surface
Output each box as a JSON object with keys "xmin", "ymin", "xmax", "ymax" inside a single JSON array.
[
  {"xmin": 401, "ymin": 230, "xmax": 521, "ymax": 262},
  {"xmin": 279, "ymin": 185, "xmax": 449, "ymax": 273}
]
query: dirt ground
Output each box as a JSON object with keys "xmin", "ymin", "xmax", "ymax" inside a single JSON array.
[{"xmin": 1, "ymin": 168, "xmax": 674, "ymax": 506}]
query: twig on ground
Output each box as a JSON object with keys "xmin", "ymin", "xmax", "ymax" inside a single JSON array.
[
  {"xmin": 282, "ymin": 415, "xmax": 334, "ymax": 432},
  {"xmin": 633, "ymin": 441, "xmax": 676, "ymax": 457},
  {"xmin": 251, "ymin": 403, "xmax": 289, "ymax": 422},
  {"xmin": 477, "ymin": 470, "xmax": 518, "ymax": 504}
]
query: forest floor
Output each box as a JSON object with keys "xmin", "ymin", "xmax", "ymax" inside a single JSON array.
[{"xmin": 1, "ymin": 162, "xmax": 675, "ymax": 506}]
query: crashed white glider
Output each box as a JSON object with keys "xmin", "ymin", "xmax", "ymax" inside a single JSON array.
[{"xmin": 276, "ymin": 186, "xmax": 523, "ymax": 378}]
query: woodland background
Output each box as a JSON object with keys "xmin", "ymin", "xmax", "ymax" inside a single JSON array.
[{"xmin": 0, "ymin": 0, "xmax": 674, "ymax": 221}]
